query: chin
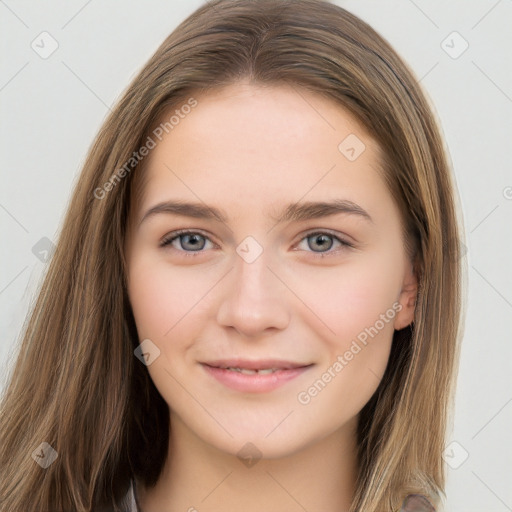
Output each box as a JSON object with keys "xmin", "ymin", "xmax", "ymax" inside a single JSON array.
[{"xmin": 190, "ymin": 415, "xmax": 324, "ymax": 462}]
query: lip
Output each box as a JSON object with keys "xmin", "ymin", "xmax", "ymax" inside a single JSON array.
[
  {"xmin": 203, "ymin": 358, "xmax": 308, "ymax": 371},
  {"xmin": 200, "ymin": 359, "xmax": 313, "ymax": 393}
]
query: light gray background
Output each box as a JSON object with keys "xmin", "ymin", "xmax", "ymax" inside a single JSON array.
[{"xmin": 1, "ymin": 1, "xmax": 511, "ymax": 511}]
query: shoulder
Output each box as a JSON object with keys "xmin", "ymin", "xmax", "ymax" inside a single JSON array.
[
  {"xmin": 400, "ymin": 494, "xmax": 436, "ymax": 512},
  {"xmin": 119, "ymin": 478, "xmax": 139, "ymax": 512},
  {"xmin": 121, "ymin": 483, "xmax": 435, "ymax": 512}
]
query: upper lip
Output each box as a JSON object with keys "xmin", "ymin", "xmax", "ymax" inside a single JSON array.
[{"xmin": 202, "ymin": 359, "xmax": 311, "ymax": 370}]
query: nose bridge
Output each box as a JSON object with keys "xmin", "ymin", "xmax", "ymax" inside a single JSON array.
[
  {"xmin": 233, "ymin": 234, "xmax": 278, "ymax": 295},
  {"xmin": 216, "ymin": 239, "xmax": 290, "ymax": 335}
]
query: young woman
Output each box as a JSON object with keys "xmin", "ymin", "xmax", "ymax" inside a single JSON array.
[{"xmin": 0, "ymin": 1, "xmax": 464, "ymax": 511}]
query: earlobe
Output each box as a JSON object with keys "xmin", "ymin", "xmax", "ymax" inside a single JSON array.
[{"xmin": 393, "ymin": 262, "xmax": 419, "ymax": 331}]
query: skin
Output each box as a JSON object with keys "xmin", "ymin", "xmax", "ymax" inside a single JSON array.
[{"xmin": 124, "ymin": 81, "xmax": 418, "ymax": 512}]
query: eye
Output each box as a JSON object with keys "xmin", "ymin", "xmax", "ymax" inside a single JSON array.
[
  {"xmin": 295, "ymin": 231, "xmax": 353, "ymax": 257},
  {"xmin": 160, "ymin": 229, "xmax": 353, "ymax": 258},
  {"xmin": 160, "ymin": 230, "xmax": 215, "ymax": 255}
]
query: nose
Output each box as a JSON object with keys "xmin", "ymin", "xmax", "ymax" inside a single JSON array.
[{"xmin": 216, "ymin": 248, "xmax": 290, "ymax": 338}]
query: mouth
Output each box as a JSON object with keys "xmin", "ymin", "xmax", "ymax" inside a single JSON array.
[
  {"xmin": 200, "ymin": 359, "xmax": 314, "ymax": 393},
  {"xmin": 211, "ymin": 367, "xmax": 283, "ymax": 375},
  {"xmin": 203, "ymin": 358, "xmax": 310, "ymax": 371}
]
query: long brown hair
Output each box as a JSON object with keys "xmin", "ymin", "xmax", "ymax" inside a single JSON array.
[{"xmin": 0, "ymin": 1, "xmax": 464, "ymax": 510}]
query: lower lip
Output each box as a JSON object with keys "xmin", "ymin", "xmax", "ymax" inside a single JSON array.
[{"xmin": 201, "ymin": 364, "xmax": 311, "ymax": 393}]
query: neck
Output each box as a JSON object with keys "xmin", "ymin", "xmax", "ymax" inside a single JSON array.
[{"xmin": 137, "ymin": 415, "xmax": 359, "ymax": 512}]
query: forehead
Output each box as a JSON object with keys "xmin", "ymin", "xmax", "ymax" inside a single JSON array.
[{"xmin": 132, "ymin": 82, "xmax": 389, "ymax": 222}]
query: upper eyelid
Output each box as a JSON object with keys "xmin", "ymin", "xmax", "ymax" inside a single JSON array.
[
  {"xmin": 295, "ymin": 229, "xmax": 353, "ymax": 244},
  {"xmin": 161, "ymin": 229, "xmax": 218, "ymax": 246}
]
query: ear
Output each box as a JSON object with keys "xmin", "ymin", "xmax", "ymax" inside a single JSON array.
[{"xmin": 393, "ymin": 258, "xmax": 419, "ymax": 331}]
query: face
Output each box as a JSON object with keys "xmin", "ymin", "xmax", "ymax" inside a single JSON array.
[{"xmin": 124, "ymin": 82, "xmax": 417, "ymax": 459}]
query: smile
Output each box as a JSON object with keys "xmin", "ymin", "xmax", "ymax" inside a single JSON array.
[
  {"xmin": 200, "ymin": 359, "xmax": 313, "ymax": 393},
  {"xmin": 222, "ymin": 367, "xmax": 281, "ymax": 374}
]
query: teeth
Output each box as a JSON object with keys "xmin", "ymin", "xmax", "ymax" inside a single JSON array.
[
  {"xmin": 256, "ymin": 368, "xmax": 275, "ymax": 375},
  {"xmin": 224, "ymin": 367, "xmax": 279, "ymax": 374},
  {"xmin": 240, "ymin": 368, "xmax": 258, "ymax": 375}
]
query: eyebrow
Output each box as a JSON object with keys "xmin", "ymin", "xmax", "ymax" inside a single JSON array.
[{"xmin": 138, "ymin": 198, "xmax": 373, "ymax": 227}]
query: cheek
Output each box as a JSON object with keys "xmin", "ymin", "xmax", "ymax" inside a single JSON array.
[
  {"xmin": 127, "ymin": 259, "xmax": 215, "ymax": 407},
  {"xmin": 291, "ymin": 251, "xmax": 402, "ymax": 417},
  {"xmin": 293, "ymin": 256, "xmax": 401, "ymax": 347},
  {"xmin": 127, "ymin": 259, "xmax": 209, "ymax": 352},
  {"xmin": 294, "ymin": 282, "xmax": 396, "ymax": 425}
]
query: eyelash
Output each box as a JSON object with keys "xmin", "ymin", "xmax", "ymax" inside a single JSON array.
[{"xmin": 159, "ymin": 229, "xmax": 354, "ymax": 259}]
